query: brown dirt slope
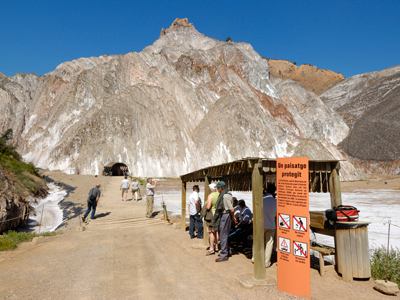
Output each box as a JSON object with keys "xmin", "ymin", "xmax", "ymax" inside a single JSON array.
[{"xmin": 266, "ymin": 58, "xmax": 345, "ymax": 95}]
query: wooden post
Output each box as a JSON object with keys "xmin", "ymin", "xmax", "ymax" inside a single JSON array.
[
  {"xmin": 203, "ymin": 176, "xmax": 211, "ymax": 246},
  {"xmin": 330, "ymin": 162, "xmax": 348, "ymax": 280},
  {"xmin": 330, "ymin": 162, "xmax": 342, "ymax": 208},
  {"xmin": 252, "ymin": 159, "xmax": 265, "ymax": 280},
  {"xmin": 181, "ymin": 181, "xmax": 187, "ymax": 231}
]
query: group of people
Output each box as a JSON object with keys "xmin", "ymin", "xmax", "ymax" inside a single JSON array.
[
  {"xmin": 188, "ymin": 180, "xmax": 277, "ymax": 267},
  {"xmin": 120, "ymin": 176, "xmax": 141, "ymax": 201},
  {"xmin": 120, "ymin": 176, "xmax": 157, "ymax": 218},
  {"xmin": 228, "ymin": 197, "xmax": 253, "ymax": 244},
  {"xmin": 82, "ymin": 177, "xmax": 277, "ymax": 268},
  {"xmin": 82, "ymin": 177, "xmax": 158, "ymax": 222},
  {"xmin": 121, "ymin": 176, "xmax": 158, "ymax": 218}
]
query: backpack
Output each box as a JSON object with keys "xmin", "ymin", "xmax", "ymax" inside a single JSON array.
[
  {"xmin": 89, "ymin": 188, "xmax": 97, "ymax": 201},
  {"xmin": 326, "ymin": 205, "xmax": 359, "ymax": 222}
]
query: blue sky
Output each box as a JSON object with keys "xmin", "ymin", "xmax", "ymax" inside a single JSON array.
[{"xmin": 0, "ymin": 0, "xmax": 399, "ymax": 78}]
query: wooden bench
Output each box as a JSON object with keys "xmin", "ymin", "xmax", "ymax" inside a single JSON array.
[{"xmin": 310, "ymin": 244, "xmax": 335, "ymax": 276}]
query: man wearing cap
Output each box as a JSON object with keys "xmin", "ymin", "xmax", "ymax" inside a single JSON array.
[
  {"xmin": 213, "ymin": 181, "xmax": 237, "ymax": 262},
  {"xmin": 188, "ymin": 185, "xmax": 203, "ymax": 239}
]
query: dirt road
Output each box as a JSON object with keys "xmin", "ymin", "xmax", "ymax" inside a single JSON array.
[{"xmin": 0, "ymin": 175, "xmax": 397, "ymax": 299}]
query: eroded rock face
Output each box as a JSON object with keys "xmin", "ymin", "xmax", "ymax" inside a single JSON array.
[
  {"xmin": 266, "ymin": 59, "xmax": 345, "ymax": 95},
  {"xmin": 0, "ymin": 18, "xmax": 358, "ymax": 179},
  {"xmin": 321, "ymin": 66, "xmax": 400, "ymax": 161},
  {"xmin": 0, "ymin": 166, "xmax": 31, "ymax": 233}
]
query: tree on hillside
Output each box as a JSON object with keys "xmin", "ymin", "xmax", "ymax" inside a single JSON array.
[
  {"xmin": 226, "ymin": 37, "xmax": 232, "ymax": 42},
  {"xmin": 0, "ymin": 129, "xmax": 19, "ymax": 159}
]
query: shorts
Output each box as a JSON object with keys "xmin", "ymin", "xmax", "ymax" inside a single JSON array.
[
  {"xmin": 122, "ymin": 188, "xmax": 129, "ymax": 194},
  {"xmin": 207, "ymin": 226, "xmax": 215, "ymax": 233}
]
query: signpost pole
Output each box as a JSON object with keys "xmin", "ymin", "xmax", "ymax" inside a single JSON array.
[{"xmin": 252, "ymin": 159, "xmax": 265, "ymax": 280}]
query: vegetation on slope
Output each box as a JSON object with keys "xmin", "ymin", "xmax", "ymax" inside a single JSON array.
[
  {"xmin": 0, "ymin": 230, "xmax": 58, "ymax": 251},
  {"xmin": 0, "ymin": 129, "xmax": 45, "ymax": 196}
]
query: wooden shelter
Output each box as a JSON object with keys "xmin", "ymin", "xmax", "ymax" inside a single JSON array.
[
  {"xmin": 180, "ymin": 158, "xmax": 371, "ymax": 282},
  {"xmin": 102, "ymin": 162, "xmax": 129, "ymax": 176}
]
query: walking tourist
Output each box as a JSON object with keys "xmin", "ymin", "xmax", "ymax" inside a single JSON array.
[
  {"xmin": 204, "ymin": 183, "xmax": 219, "ymax": 255},
  {"xmin": 120, "ymin": 175, "xmax": 130, "ymax": 201},
  {"xmin": 213, "ymin": 181, "xmax": 237, "ymax": 262},
  {"xmin": 82, "ymin": 183, "xmax": 101, "ymax": 221},
  {"xmin": 131, "ymin": 178, "xmax": 139, "ymax": 201},
  {"xmin": 188, "ymin": 185, "xmax": 203, "ymax": 239},
  {"xmin": 146, "ymin": 178, "xmax": 157, "ymax": 218}
]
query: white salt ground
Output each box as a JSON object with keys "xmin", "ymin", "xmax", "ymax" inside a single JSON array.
[
  {"xmin": 27, "ymin": 183, "xmax": 67, "ymax": 233},
  {"xmin": 154, "ymin": 188, "xmax": 400, "ymax": 250}
]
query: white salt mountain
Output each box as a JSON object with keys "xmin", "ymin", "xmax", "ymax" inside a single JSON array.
[{"xmin": 0, "ymin": 18, "xmax": 357, "ymax": 178}]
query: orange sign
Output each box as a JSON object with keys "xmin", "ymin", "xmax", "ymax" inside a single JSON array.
[{"xmin": 277, "ymin": 157, "xmax": 310, "ymax": 299}]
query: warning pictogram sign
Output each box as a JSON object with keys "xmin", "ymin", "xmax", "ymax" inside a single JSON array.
[
  {"xmin": 293, "ymin": 241, "xmax": 308, "ymax": 258},
  {"xmin": 278, "ymin": 213, "xmax": 290, "ymax": 229},
  {"xmin": 279, "ymin": 237, "xmax": 291, "ymax": 253},
  {"xmin": 293, "ymin": 216, "xmax": 307, "ymax": 232}
]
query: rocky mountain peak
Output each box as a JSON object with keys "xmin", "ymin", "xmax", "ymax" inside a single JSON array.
[{"xmin": 160, "ymin": 18, "xmax": 194, "ymax": 37}]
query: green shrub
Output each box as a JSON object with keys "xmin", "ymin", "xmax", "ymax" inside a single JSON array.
[
  {"xmin": 370, "ymin": 245, "xmax": 400, "ymax": 286},
  {"xmin": 0, "ymin": 230, "xmax": 60, "ymax": 251}
]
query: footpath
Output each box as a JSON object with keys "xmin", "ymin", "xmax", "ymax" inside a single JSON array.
[{"xmin": 0, "ymin": 176, "xmax": 395, "ymax": 300}]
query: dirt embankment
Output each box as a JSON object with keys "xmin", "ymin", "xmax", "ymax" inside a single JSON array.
[
  {"xmin": 0, "ymin": 165, "xmax": 48, "ymax": 233},
  {"xmin": 265, "ymin": 58, "xmax": 345, "ymax": 95}
]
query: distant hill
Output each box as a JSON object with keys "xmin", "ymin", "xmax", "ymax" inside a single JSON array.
[
  {"xmin": 320, "ymin": 66, "xmax": 400, "ymax": 163},
  {"xmin": 265, "ymin": 58, "xmax": 345, "ymax": 95}
]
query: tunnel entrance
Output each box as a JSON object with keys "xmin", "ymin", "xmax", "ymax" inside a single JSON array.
[{"xmin": 103, "ymin": 162, "xmax": 129, "ymax": 176}]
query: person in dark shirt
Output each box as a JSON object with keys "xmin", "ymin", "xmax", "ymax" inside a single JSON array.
[{"xmin": 82, "ymin": 184, "xmax": 101, "ymax": 221}]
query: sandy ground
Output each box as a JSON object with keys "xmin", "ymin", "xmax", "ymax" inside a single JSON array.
[
  {"xmin": 0, "ymin": 173, "xmax": 398, "ymax": 299},
  {"xmin": 340, "ymin": 174, "xmax": 400, "ymax": 192}
]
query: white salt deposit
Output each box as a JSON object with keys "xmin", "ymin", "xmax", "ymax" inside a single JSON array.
[
  {"xmin": 154, "ymin": 188, "xmax": 400, "ymax": 250},
  {"xmin": 28, "ymin": 183, "xmax": 66, "ymax": 233}
]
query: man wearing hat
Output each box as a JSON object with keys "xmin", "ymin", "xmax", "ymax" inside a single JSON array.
[{"xmin": 213, "ymin": 181, "xmax": 237, "ymax": 262}]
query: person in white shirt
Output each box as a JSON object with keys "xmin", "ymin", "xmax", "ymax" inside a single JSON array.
[
  {"xmin": 188, "ymin": 185, "xmax": 203, "ymax": 239},
  {"xmin": 120, "ymin": 176, "xmax": 130, "ymax": 201}
]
